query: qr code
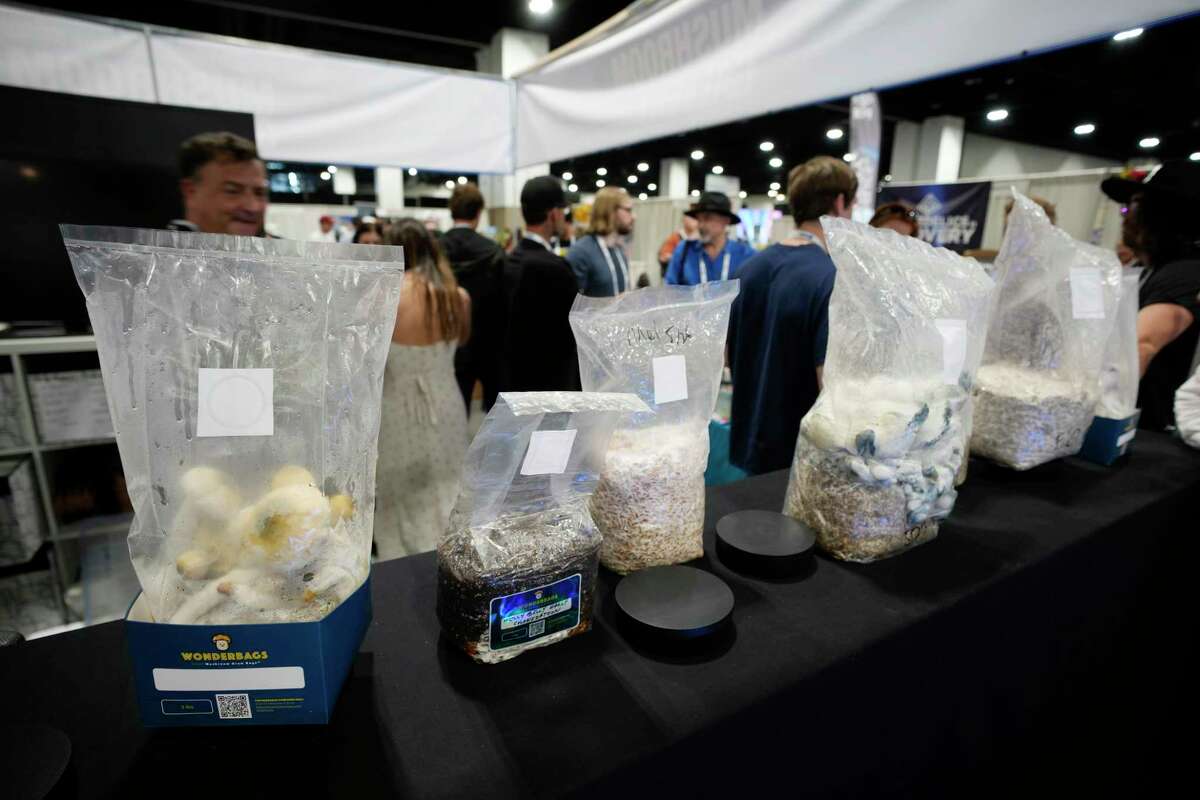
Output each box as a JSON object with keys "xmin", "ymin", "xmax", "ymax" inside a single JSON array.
[
  {"xmin": 216, "ymin": 693, "xmax": 252, "ymax": 720},
  {"xmin": 528, "ymin": 620, "xmax": 545, "ymax": 637}
]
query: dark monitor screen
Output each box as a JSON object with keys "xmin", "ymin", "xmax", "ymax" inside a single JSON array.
[{"xmin": 0, "ymin": 86, "xmax": 255, "ymax": 332}]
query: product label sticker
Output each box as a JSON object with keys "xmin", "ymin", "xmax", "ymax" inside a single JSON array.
[
  {"xmin": 934, "ymin": 319, "xmax": 968, "ymax": 386},
  {"xmin": 196, "ymin": 368, "xmax": 274, "ymax": 437},
  {"xmin": 652, "ymin": 354, "xmax": 689, "ymax": 405},
  {"xmin": 489, "ymin": 573, "xmax": 581, "ymax": 651},
  {"xmin": 520, "ymin": 429, "xmax": 577, "ymax": 476},
  {"xmin": 1070, "ymin": 267, "xmax": 1106, "ymax": 319}
]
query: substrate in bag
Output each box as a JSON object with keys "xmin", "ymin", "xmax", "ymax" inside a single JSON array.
[
  {"xmin": 783, "ymin": 218, "xmax": 995, "ymax": 562},
  {"xmin": 569, "ymin": 282, "xmax": 739, "ymax": 574},
  {"xmin": 61, "ymin": 227, "xmax": 403, "ymax": 624},
  {"xmin": 969, "ymin": 191, "xmax": 1122, "ymax": 469},
  {"xmin": 436, "ymin": 391, "xmax": 647, "ymax": 663}
]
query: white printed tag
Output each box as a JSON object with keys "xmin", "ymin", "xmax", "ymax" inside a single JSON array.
[
  {"xmin": 934, "ymin": 319, "xmax": 968, "ymax": 386},
  {"xmin": 520, "ymin": 429, "xmax": 577, "ymax": 476},
  {"xmin": 196, "ymin": 368, "xmax": 274, "ymax": 437},
  {"xmin": 652, "ymin": 354, "xmax": 689, "ymax": 405},
  {"xmin": 1070, "ymin": 267, "xmax": 1106, "ymax": 319}
]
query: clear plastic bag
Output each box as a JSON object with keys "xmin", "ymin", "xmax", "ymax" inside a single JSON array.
[
  {"xmin": 436, "ymin": 391, "xmax": 647, "ymax": 663},
  {"xmin": 1095, "ymin": 270, "xmax": 1143, "ymax": 419},
  {"xmin": 970, "ymin": 191, "xmax": 1123, "ymax": 469},
  {"xmin": 61, "ymin": 226, "xmax": 404, "ymax": 624},
  {"xmin": 783, "ymin": 218, "xmax": 996, "ymax": 562},
  {"xmin": 569, "ymin": 282, "xmax": 739, "ymax": 574}
]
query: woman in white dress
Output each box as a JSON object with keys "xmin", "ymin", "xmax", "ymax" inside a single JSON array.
[{"xmin": 374, "ymin": 219, "xmax": 471, "ymax": 559}]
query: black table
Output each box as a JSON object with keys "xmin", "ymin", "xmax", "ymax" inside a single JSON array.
[{"xmin": 3, "ymin": 432, "xmax": 1198, "ymax": 799}]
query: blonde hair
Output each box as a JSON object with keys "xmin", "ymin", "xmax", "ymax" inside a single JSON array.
[{"xmin": 588, "ymin": 187, "xmax": 630, "ymax": 237}]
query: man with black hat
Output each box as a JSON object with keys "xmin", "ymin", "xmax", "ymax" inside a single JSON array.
[
  {"xmin": 1101, "ymin": 159, "xmax": 1200, "ymax": 430},
  {"xmin": 502, "ymin": 175, "xmax": 581, "ymax": 392},
  {"xmin": 664, "ymin": 192, "xmax": 755, "ymax": 285}
]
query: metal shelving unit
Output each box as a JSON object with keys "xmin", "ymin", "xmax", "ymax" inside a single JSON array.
[{"xmin": 0, "ymin": 335, "xmax": 123, "ymax": 622}]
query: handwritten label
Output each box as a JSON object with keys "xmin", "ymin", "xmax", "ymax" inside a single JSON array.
[
  {"xmin": 520, "ymin": 429, "xmax": 577, "ymax": 476},
  {"xmin": 934, "ymin": 319, "xmax": 967, "ymax": 386},
  {"xmin": 197, "ymin": 369, "xmax": 274, "ymax": 437},
  {"xmin": 652, "ymin": 355, "xmax": 689, "ymax": 405},
  {"xmin": 623, "ymin": 322, "xmax": 695, "ymax": 347},
  {"xmin": 1070, "ymin": 267, "xmax": 1106, "ymax": 320}
]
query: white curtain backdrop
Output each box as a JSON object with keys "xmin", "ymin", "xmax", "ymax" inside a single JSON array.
[
  {"xmin": 515, "ymin": 0, "xmax": 1200, "ymax": 166},
  {"xmin": 0, "ymin": 5, "xmax": 514, "ymax": 173},
  {"xmin": 0, "ymin": 5, "xmax": 156, "ymax": 102},
  {"xmin": 149, "ymin": 33, "xmax": 514, "ymax": 173}
]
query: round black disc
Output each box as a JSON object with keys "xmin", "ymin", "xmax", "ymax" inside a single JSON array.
[
  {"xmin": 614, "ymin": 565, "xmax": 734, "ymax": 643},
  {"xmin": 716, "ymin": 510, "xmax": 816, "ymax": 577}
]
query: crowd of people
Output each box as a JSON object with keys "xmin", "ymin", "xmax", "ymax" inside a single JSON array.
[{"xmin": 170, "ymin": 131, "xmax": 1200, "ymax": 557}]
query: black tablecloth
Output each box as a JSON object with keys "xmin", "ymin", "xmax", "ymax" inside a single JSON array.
[{"xmin": 3, "ymin": 432, "xmax": 1198, "ymax": 799}]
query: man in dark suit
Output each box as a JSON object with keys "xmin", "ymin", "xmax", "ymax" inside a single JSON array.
[
  {"xmin": 441, "ymin": 182, "xmax": 506, "ymax": 412},
  {"xmin": 503, "ymin": 176, "xmax": 581, "ymax": 392}
]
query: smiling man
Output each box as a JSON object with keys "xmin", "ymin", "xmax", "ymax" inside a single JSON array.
[{"xmin": 169, "ymin": 131, "xmax": 268, "ymax": 236}]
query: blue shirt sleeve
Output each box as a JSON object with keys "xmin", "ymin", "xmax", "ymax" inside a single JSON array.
[
  {"xmin": 565, "ymin": 241, "xmax": 590, "ymax": 294},
  {"xmin": 665, "ymin": 241, "xmax": 686, "ymax": 285},
  {"xmin": 812, "ymin": 270, "xmax": 835, "ymax": 367}
]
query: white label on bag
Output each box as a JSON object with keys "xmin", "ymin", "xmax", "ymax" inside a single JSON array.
[
  {"xmin": 153, "ymin": 666, "xmax": 304, "ymax": 691},
  {"xmin": 196, "ymin": 368, "xmax": 274, "ymax": 437},
  {"xmin": 1070, "ymin": 267, "xmax": 1106, "ymax": 319},
  {"xmin": 521, "ymin": 429, "xmax": 577, "ymax": 476},
  {"xmin": 934, "ymin": 319, "xmax": 968, "ymax": 386},
  {"xmin": 652, "ymin": 354, "xmax": 689, "ymax": 405}
]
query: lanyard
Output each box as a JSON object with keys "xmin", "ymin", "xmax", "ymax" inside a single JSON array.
[
  {"xmin": 597, "ymin": 237, "xmax": 628, "ymax": 294},
  {"xmin": 698, "ymin": 247, "xmax": 731, "ymax": 284},
  {"xmin": 794, "ymin": 230, "xmax": 827, "ymax": 252}
]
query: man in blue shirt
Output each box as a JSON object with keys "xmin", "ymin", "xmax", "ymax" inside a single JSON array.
[
  {"xmin": 665, "ymin": 192, "xmax": 755, "ymax": 285},
  {"xmin": 728, "ymin": 156, "xmax": 858, "ymax": 474}
]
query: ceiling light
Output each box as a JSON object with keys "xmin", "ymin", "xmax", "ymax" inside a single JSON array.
[
  {"xmin": 562, "ymin": 171, "xmax": 573, "ymax": 181},
  {"xmin": 637, "ymin": 162, "xmax": 649, "ymax": 172},
  {"xmin": 407, "ymin": 167, "xmax": 417, "ymax": 176},
  {"xmin": 529, "ymin": 0, "xmax": 553, "ymax": 15},
  {"xmin": 1139, "ymin": 136, "xmax": 1160, "ymax": 149},
  {"xmin": 1190, "ymin": 152, "xmax": 1200, "ymax": 162},
  {"xmin": 825, "ymin": 127, "xmax": 844, "ymax": 140},
  {"xmin": 883, "ymin": 174, "xmax": 893, "ymax": 182},
  {"xmin": 443, "ymin": 180, "xmax": 455, "ymax": 189},
  {"xmin": 1113, "ymin": 27, "xmax": 1143, "ymax": 42},
  {"xmin": 769, "ymin": 181, "xmax": 781, "ymax": 190},
  {"xmin": 767, "ymin": 189, "xmax": 777, "ymax": 198},
  {"xmin": 1074, "ymin": 123, "xmax": 1096, "ymax": 135},
  {"xmin": 647, "ymin": 183, "xmax": 657, "ymax": 191},
  {"xmin": 738, "ymin": 190, "xmax": 747, "ymax": 199},
  {"xmin": 627, "ymin": 175, "xmax": 638, "ymax": 183},
  {"xmin": 596, "ymin": 179, "xmax": 606, "ymax": 187},
  {"xmin": 759, "ymin": 141, "xmax": 774, "ymax": 152},
  {"xmin": 327, "ymin": 165, "xmax": 338, "ymax": 173},
  {"xmin": 596, "ymin": 167, "xmax": 607, "ymax": 176},
  {"xmin": 457, "ymin": 176, "xmax": 467, "ymax": 184},
  {"xmin": 769, "ymin": 156, "xmax": 783, "ymax": 168},
  {"xmin": 568, "ymin": 183, "xmax": 578, "ymax": 192},
  {"xmin": 638, "ymin": 192, "xmax": 648, "ymax": 200},
  {"xmin": 986, "ymin": 108, "xmax": 1009, "ymax": 122},
  {"xmin": 712, "ymin": 165, "xmax": 724, "ymax": 175},
  {"xmin": 320, "ymin": 171, "xmax": 331, "ymax": 180},
  {"xmin": 691, "ymin": 149, "xmax": 705, "ymax": 160},
  {"xmin": 843, "ymin": 153, "xmax": 857, "ymax": 162},
  {"xmin": 690, "ymin": 189, "xmax": 700, "ymax": 197}
]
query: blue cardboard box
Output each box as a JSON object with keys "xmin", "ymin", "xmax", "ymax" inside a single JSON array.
[
  {"xmin": 1078, "ymin": 411, "xmax": 1141, "ymax": 466},
  {"xmin": 124, "ymin": 576, "xmax": 371, "ymax": 726}
]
